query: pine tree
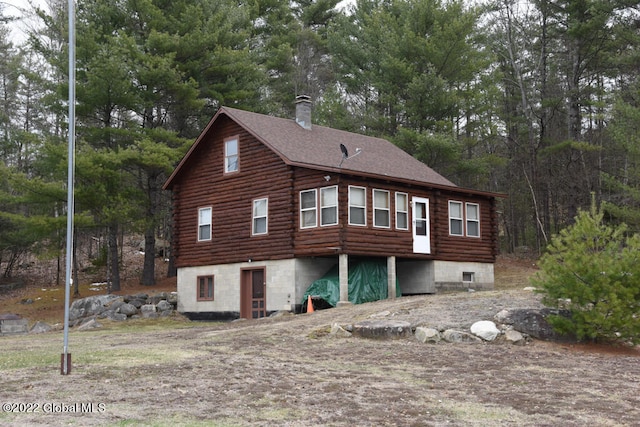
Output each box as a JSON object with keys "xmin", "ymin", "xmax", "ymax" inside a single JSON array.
[{"xmin": 532, "ymin": 199, "xmax": 640, "ymax": 344}]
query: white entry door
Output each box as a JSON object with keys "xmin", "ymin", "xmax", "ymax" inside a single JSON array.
[{"xmin": 412, "ymin": 197, "xmax": 431, "ymax": 254}]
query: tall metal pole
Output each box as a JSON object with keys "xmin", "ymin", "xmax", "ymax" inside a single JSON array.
[{"xmin": 61, "ymin": 0, "xmax": 76, "ymax": 376}]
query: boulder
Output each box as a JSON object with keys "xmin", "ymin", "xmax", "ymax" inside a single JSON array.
[
  {"xmin": 351, "ymin": 320, "xmax": 412, "ymax": 340},
  {"xmin": 77, "ymin": 318, "xmax": 101, "ymax": 331},
  {"xmin": 127, "ymin": 299, "xmax": 146, "ymax": 309},
  {"xmin": 167, "ymin": 292, "xmax": 178, "ymax": 305},
  {"xmin": 108, "ymin": 301, "xmax": 125, "ymax": 312},
  {"xmin": 148, "ymin": 292, "xmax": 169, "ymax": 305},
  {"xmin": 104, "ymin": 311, "xmax": 127, "ymax": 321},
  {"xmin": 1, "ymin": 318, "xmax": 28, "ymax": 334},
  {"xmin": 415, "ymin": 327, "xmax": 441, "ymax": 344},
  {"xmin": 69, "ymin": 295, "xmax": 122, "ymax": 321},
  {"xmin": 504, "ymin": 329, "xmax": 526, "ymax": 345},
  {"xmin": 131, "ymin": 292, "xmax": 149, "ymax": 301},
  {"xmin": 141, "ymin": 304, "xmax": 158, "ymax": 318},
  {"xmin": 30, "ymin": 321, "xmax": 52, "ymax": 334},
  {"xmin": 442, "ymin": 329, "xmax": 482, "ymax": 344},
  {"xmin": 119, "ymin": 303, "xmax": 138, "ymax": 316},
  {"xmin": 470, "ymin": 320, "xmax": 500, "ymax": 341},
  {"xmin": 330, "ymin": 323, "xmax": 352, "ymax": 338},
  {"xmin": 157, "ymin": 300, "xmax": 173, "ymax": 312},
  {"xmin": 494, "ymin": 308, "xmax": 572, "ymax": 341}
]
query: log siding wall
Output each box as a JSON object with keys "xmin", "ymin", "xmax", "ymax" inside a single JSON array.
[{"xmin": 170, "ymin": 117, "xmax": 498, "ymax": 269}]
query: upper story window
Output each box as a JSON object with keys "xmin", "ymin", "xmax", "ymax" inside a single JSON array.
[
  {"xmin": 348, "ymin": 186, "xmax": 366, "ymax": 226},
  {"xmin": 320, "ymin": 186, "xmax": 338, "ymax": 226},
  {"xmin": 224, "ymin": 137, "xmax": 239, "ymax": 173},
  {"xmin": 198, "ymin": 207, "xmax": 212, "ymax": 241},
  {"xmin": 449, "ymin": 200, "xmax": 480, "ymax": 237},
  {"xmin": 466, "ymin": 203, "xmax": 480, "ymax": 237},
  {"xmin": 395, "ymin": 192, "xmax": 408, "ymax": 230},
  {"xmin": 252, "ymin": 198, "xmax": 268, "ymax": 235},
  {"xmin": 300, "ymin": 189, "xmax": 317, "ymax": 229},
  {"xmin": 373, "ymin": 189, "xmax": 390, "ymax": 228}
]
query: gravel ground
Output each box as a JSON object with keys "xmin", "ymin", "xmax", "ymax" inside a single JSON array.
[{"xmin": 2, "ymin": 288, "xmax": 639, "ymax": 426}]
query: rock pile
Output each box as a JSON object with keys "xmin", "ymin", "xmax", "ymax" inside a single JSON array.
[
  {"xmin": 69, "ymin": 292, "xmax": 178, "ymax": 327},
  {"xmin": 330, "ymin": 307, "xmax": 570, "ymax": 345}
]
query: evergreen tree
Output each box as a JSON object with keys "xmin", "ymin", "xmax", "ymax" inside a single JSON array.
[{"xmin": 532, "ymin": 200, "xmax": 640, "ymax": 344}]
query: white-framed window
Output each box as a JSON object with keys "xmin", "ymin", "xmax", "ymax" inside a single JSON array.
[
  {"xmin": 252, "ymin": 198, "xmax": 268, "ymax": 235},
  {"xmin": 349, "ymin": 186, "xmax": 366, "ymax": 226},
  {"xmin": 373, "ymin": 189, "xmax": 390, "ymax": 228},
  {"xmin": 395, "ymin": 192, "xmax": 408, "ymax": 230},
  {"xmin": 449, "ymin": 201, "xmax": 464, "ymax": 236},
  {"xmin": 300, "ymin": 189, "xmax": 317, "ymax": 229},
  {"xmin": 320, "ymin": 186, "xmax": 338, "ymax": 226},
  {"xmin": 224, "ymin": 137, "xmax": 239, "ymax": 173},
  {"xmin": 466, "ymin": 203, "xmax": 480, "ymax": 237},
  {"xmin": 198, "ymin": 207, "xmax": 212, "ymax": 241}
]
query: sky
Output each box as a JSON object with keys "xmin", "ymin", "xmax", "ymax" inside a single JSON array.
[
  {"xmin": 1, "ymin": 0, "xmax": 48, "ymax": 43},
  {"xmin": 2, "ymin": 0, "xmax": 354, "ymax": 44}
]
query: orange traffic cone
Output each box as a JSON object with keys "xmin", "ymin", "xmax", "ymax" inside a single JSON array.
[{"xmin": 306, "ymin": 295, "xmax": 315, "ymax": 313}]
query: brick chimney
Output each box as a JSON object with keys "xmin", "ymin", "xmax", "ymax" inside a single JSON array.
[{"xmin": 295, "ymin": 95, "xmax": 312, "ymax": 130}]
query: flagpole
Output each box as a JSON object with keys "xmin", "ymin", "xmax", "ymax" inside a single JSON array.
[{"xmin": 61, "ymin": 0, "xmax": 76, "ymax": 376}]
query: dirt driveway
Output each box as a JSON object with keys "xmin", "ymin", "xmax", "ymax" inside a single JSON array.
[{"xmin": 1, "ymin": 288, "xmax": 639, "ymax": 426}]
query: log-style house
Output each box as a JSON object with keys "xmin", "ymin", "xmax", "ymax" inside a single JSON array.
[{"xmin": 163, "ymin": 97, "xmax": 502, "ymax": 319}]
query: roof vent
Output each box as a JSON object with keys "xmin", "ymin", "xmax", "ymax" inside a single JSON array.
[{"xmin": 295, "ymin": 95, "xmax": 312, "ymax": 130}]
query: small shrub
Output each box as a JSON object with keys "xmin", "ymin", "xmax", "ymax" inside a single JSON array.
[{"xmin": 532, "ymin": 203, "xmax": 640, "ymax": 345}]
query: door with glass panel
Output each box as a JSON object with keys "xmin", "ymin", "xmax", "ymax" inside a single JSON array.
[
  {"xmin": 412, "ymin": 197, "xmax": 430, "ymax": 254},
  {"xmin": 240, "ymin": 268, "xmax": 266, "ymax": 319}
]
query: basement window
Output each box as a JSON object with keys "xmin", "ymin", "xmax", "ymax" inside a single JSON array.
[
  {"xmin": 462, "ymin": 272, "xmax": 475, "ymax": 282},
  {"xmin": 197, "ymin": 275, "xmax": 214, "ymax": 301}
]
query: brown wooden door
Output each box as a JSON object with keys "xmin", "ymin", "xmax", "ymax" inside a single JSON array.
[{"xmin": 241, "ymin": 268, "xmax": 266, "ymax": 319}]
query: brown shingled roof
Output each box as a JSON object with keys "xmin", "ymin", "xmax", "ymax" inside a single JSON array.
[{"xmin": 165, "ymin": 106, "xmax": 458, "ymax": 190}]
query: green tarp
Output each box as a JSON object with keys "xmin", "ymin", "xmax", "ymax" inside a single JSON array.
[{"xmin": 302, "ymin": 260, "xmax": 401, "ymax": 308}]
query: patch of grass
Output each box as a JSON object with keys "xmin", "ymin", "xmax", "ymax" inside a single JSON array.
[
  {"xmin": 0, "ymin": 320, "xmax": 204, "ymax": 371},
  {"xmin": 0, "ymin": 335, "xmax": 61, "ymax": 370},
  {"xmin": 114, "ymin": 416, "xmax": 240, "ymax": 427},
  {"xmin": 436, "ymin": 400, "xmax": 529, "ymax": 424},
  {"xmin": 307, "ymin": 326, "xmax": 331, "ymax": 339}
]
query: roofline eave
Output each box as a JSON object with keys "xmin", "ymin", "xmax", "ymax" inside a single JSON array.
[{"xmin": 284, "ymin": 160, "xmax": 506, "ymax": 199}]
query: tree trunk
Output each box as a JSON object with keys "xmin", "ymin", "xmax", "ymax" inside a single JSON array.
[
  {"xmin": 142, "ymin": 229, "xmax": 155, "ymax": 286},
  {"xmin": 108, "ymin": 225, "xmax": 120, "ymax": 292}
]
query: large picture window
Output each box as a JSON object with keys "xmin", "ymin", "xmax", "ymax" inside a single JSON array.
[
  {"xmin": 395, "ymin": 192, "xmax": 408, "ymax": 230},
  {"xmin": 197, "ymin": 275, "xmax": 214, "ymax": 301},
  {"xmin": 198, "ymin": 207, "xmax": 212, "ymax": 241},
  {"xmin": 373, "ymin": 189, "xmax": 390, "ymax": 228},
  {"xmin": 320, "ymin": 186, "xmax": 338, "ymax": 226},
  {"xmin": 349, "ymin": 186, "xmax": 366, "ymax": 226},
  {"xmin": 252, "ymin": 198, "xmax": 268, "ymax": 235},
  {"xmin": 300, "ymin": 189, "xmax": 317, "ymax": 228},
  {"xmin": 224, "ymin": 137, "xmax": 239, "ymax": 173}
]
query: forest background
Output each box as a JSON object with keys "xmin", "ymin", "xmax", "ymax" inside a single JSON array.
[{"xmin": 1, "ymin": 0, "xmax": 639, "ymax": 291}]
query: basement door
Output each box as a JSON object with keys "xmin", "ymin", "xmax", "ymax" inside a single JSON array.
[
  {"xmin": 240, "ymin": 268, "xmax": 266, "ymax": 319},
  {"xmin": 412, "ymin": 197, "xmax": 431, "ymax": 254}
]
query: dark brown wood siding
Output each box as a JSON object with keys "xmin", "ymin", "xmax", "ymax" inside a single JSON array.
[
  {"xmin": 171, "ymin": 116, "xmax": 295, "ymax": 268},
  {"xmin": 432, "ymin": 189, "xmax": 498, "ymax": 263},
  {"xmin": 290, "ymin": 172, "xmax": 498, "ymax": 262},
  {"xmin": 169, "ymin": 116, "xmax": 498, "ymax": 268}
]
